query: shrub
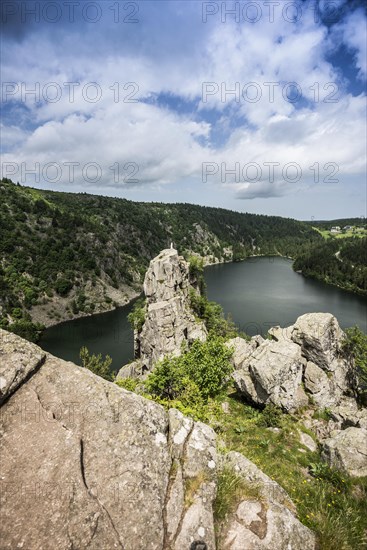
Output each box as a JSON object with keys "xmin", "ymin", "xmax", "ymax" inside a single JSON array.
[
  {"xmin": 7, "ymin": 320, "xmax": 44, "ymax": 343},
  {"xmin": 55, "ymin": 278, "xmax": 73, "ymax": 296},
  {"xmin": 115, "ymin": 377, "xmax": 139, "ymax": 392},
  {"xmin": 128, "ymin": 297, "xmax": 146, "ymax": 332},
  {"xmin": 343, "ymin": 326, "xmax": 367, "ymax": 402},
  {"xmin": 182, "ymin": 337, "xmax": 233, "ymax": 398},
  {"xmin": 145, "ymin": 335, "xmax": 233, "ymax": 405},
  {"xmin": 189, "ymin": 290, "xmax": 240, "ymax": 339},
  {"xmin": 257, "ymin": 404, "xmax": 283, "ymax": 428},
  {"xmin": 79, "ymin": 346, "xmax": 113, "ymax": 381}
]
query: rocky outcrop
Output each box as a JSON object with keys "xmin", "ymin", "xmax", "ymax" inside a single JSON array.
[
  {"xmin": 232, "ymin": 338, "xmax": 308, "ymax": 413},
  {"xmin": 321, "ymin": 427, "xmax": 367, "ymax": 477},
  {"xmin": 118, "ymin": 249, "xmax": 206, "ymax": 378},
  {"xmin": 0, "ymin": 329, "xmax": 317, "ymax": 549},
  {"xmin": 291, "ymin": 313, "xmax": 344, "ymax": 371},
  {"xmin": 231, "ymin": 313, "xmax": 367, "ymax": 477},
  {"xmin": 218, "ymin": 452, "xmax": 316, "ymax": 550},
  {"xmin": 0, "ymin": 330, "xmax": 216, "ymax": 550},
  {"xmin": 232, "ymin": 313, "xmax": 354, "ymax": 413}
]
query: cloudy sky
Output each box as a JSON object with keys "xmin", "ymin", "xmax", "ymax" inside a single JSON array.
[{"xmin": 1, "ymin": 0, "xmax": 366, "ymax": 219}]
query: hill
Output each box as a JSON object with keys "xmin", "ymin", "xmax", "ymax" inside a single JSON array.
[
  {"xmin": 0, "ymin": 178, "xmax": 320, "ymax": 340},
  {"xmin": 293, "ymin": 236, "xmax": 367, "ymax": 295}
]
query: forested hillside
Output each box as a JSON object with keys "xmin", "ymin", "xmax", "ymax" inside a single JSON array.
[
  {"xmin": 293, "ymin": 237, "xmax": 367, "ymax": 295},
  {"xmin": 0, "ymin": 178, "xmax": 321, "ymax": 339}
]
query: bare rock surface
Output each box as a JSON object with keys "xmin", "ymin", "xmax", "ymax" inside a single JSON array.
[
  {"xmin": 0, "ymin": 329, "xmax": 215, "ymax": 550},
  {"xmin": 233, "ymin": 339, "xmax": 308, "ymax": 412},
  {"xmin": 0, "ymin": 329, "xmax": 46, "ymax": 403},
  {"xmin": 0, "ymin": 326, "xmax": 322, "ymax": 550},
  {"xmin": 219, "ymin": 452, "xmax": 316, "ymax": 550},
  {"xmin": 290, "ymin": 312, "xmax": 344, "ymax": 371},
  {"xmin": 118, "ymin": 248, "xmax": 206, "ymax": 377},
  {"xmin": 321, "ymin": 427, "xmax": 367, "ymax": 477},
  {"xmin": 225, "ymin": 336, "xmax": 263, "ymax": 370},
  {"xmin": 233, "ymin": 313, "xmax": 354, "ymax": 414}
]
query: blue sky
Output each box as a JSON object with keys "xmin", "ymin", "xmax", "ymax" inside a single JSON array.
[{"xmin": 1, "ymin": 0, "xmax": 366, "ymax": 219}]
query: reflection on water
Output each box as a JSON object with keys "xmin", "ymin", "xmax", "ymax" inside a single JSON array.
[{"xmin": 40, "ymin": 257, "xmax": 367, "ymax": 369}]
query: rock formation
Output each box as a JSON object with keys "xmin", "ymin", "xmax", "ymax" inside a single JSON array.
[
  {"xmin": 321, "ymin": 427, "xmax": 367, "ymax": 478},
  {"xmin": 0, "ymin": 329, "xmax": 317, "ymax": 549},
  {"xmin": 231, "ymin": 313, "xmax": 353, "ymax": 413},
  {"xmin": 230, "ymin": 312, "xmax": 367, "ymax": 477},
  {"xmin": 118, "ymin": 248, "xmax": 207, "ymax": 378},
  {"xmin": 218, "ymin": 453, "xmax": 316, "ymax": 550}
]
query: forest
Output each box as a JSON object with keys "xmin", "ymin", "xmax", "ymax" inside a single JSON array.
[
  {"xmin": 293, "ymin": 237, "xmax": 367, "ymax": 295},
  {"xmin": 0, "ymin": 178, "xmax": 365, "ymax": 340}
]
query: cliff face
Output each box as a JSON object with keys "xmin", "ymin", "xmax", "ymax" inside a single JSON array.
[
  {"xmin": 120, "ymin": 248, "xmax": 207, "ymax": 377},
  {"xmin": 0, "ymin": 330, "xmax": 316, "ymax": 550}
]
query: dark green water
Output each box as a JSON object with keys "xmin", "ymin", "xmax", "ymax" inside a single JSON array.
[
  {"xmin": 39, "ymin": 300, "xmax": 137, "ymax": 371},
  {"xmin": 39, "ymin": 257, "xmax": 367, "ymax": 370},
  {"xmin": 205, "ymin": 257, "xmax": 367, "ymax": 336}
]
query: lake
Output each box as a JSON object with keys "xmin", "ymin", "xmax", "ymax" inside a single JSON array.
[{"xmin": 39, "ymin": 257, "xmax": 367, "ymax": 371}]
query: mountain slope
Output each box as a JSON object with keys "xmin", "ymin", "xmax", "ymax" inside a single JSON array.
[{"xmin": 0, "ymin": 179, "xmax": 321, "ymax": 337}]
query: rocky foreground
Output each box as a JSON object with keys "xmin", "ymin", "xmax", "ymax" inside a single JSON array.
[
  {"xmin": 0, "ymin": 329, "xmax": 316, "ymax": 550},
  {"xmin": 0, "ymin": 248, "xmax": 366, "ymax": 549}
]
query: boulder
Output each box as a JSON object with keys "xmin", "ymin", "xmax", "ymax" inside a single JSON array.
[
  {"xmin": 225, "ymin": 336, "xmax": 262, "ymax": 370},
  {"xmin": 233, "ymin": 339, "xmax": 308, "ymax": 412},
  {"xmin": 321, "ymin": 427, "xmax": 367, "ymax": 477},
  {"xmin": 299, "ymin": 431, "xmax": 317, "ymax": 452},
  {"xmin": 0, "ymin": 330, "xmax": 46, "ymax": 404},
  {"xmin": 218, "ymin": 452, "xmax": 316, "ymax": 550},
  {"xmin": 291, "ymin": 313, "xmax": 344, "ymax": 371},
  {"xmin": 0, "ymin": 330, "xmax": 215, "ymax": 550},
  {"xmin": 303, "ymin": 361, "xmax": 337, "ymax": 408},
  {"xmin": 268, "ymin": 325, "xmax": 293, "ymax": 342},
  {"xmin": 328, "ymin": 398, "xmax": 363, "ymax": 429}
]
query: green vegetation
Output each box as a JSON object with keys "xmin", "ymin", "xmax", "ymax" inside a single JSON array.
[
  {"xmin": 80, "ymin": 346, "xmax": 113, "ymax": 381},
  {"xmin": 0, "ymin": 178, "xmax": 322, "ymax": 339},
  {"xmin": 115, "ymin": 377, "xmax": 140, "ymax": 392},
  {"xmin": 127, "ymin": 298, "xmax": 146, "ymax": 331},
  {"xmin": 0, "ymin": 317, "xmax": 44, "ymax": 343},
  {"xmin": 143, "ymin": 335, "xmax": 233, "ymax": 420},
  {"xmin": 214, "ymin": 393, "xmax": 367, "ymax": 550},
  {"xmin": 293, "ymin": 237, "xmax": 367, "ymax": 295},
  {"xmin": 115, "ymin": 313, "xmax": 367, "ymax": 549},
  {"xmin": 343, "ymin": 326, "xmax": 367, "ymax": 403}
]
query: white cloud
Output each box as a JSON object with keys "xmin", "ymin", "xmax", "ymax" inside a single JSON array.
[
  {"xmin": 1, "ymin": 1, "xmax": 366, "ymax": 206},
  {"xmin": 334, "ymin": 8, "xmax": 367, "ymax": 80}
]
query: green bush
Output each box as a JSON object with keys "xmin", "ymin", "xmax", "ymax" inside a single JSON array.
[
  {"xmin": 80, "ymin": 346, "xmax": 113, "ymax": 381},
  {"xmin": 128, "ymin": 298, "xmax": 146, "ymax": 331},
  {"xmin": 55, "ymin": 278, "xmax": 73, "ymax": 296},
  {"xmin": 189, "ymin": 290, "xmax": 240, "ymax": 339},
  {"xmin": 115, "ymin": 377, "xmax": 139, "ymax": 392},
  {"xmin": 145, "ymin": 335, "xmax": 233, "ymax": 406},
  {"xmin": 343, "ymin": 326, "xmax": 367, "ymax": 402}
]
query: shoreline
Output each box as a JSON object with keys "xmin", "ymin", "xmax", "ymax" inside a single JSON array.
[{"xmin": 38, "ymin": 252, "xmax": 364, "ymax": 335}]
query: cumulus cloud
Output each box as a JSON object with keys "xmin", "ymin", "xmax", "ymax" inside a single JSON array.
[
  {"xmin": 0, "ymin": 0, "xmax": 366, "ymax": 209},
  {"xmin": 334, "ymin": 8, "xmax": 367, "ymax": 79}
]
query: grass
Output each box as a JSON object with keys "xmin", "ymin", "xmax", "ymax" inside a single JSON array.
[
  {"xmin": 209, "ymin": 389, "xmax": 367, "ymax": 550},
  {"xmin": 116, "ymin": 372, "xmax": 367, "ymax": 548},
  {"xmin": 314, "ymin": 227, "xmax": 367, "ymax": 240},
  {"xmin": 184, "ymin": 471, "xmax": 209, "ymax": 508},
  {"xmin": 213, "ymin": 465, "xmax": 264, "ymax": 546}
]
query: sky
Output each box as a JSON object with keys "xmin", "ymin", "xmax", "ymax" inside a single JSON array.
[{"xmin": 1, "ymin": 0, "xmax": 366, "ymax": 220}]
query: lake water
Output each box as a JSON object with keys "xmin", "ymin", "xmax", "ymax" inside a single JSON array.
[{"xmin": 39, "ymin": 257, "xmax": 367, "ymax": 371}]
